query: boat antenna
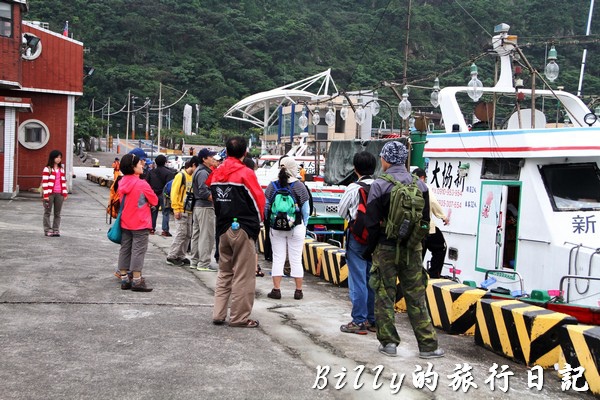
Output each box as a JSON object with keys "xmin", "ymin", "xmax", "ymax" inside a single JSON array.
[
  {"xmin": 577, "ymin": 0, "xmax": 595, "ymax": 97},
  {"xmin": 347, "ymin": 0, "xmax": 394, "ymax": 87},
  {"xmin": 453, "ymin": 0, "xmax": 493, "ymax": 37},
  {"xmin": 402, "ymin": 0, "xmax": 412, "ymax": 85}
]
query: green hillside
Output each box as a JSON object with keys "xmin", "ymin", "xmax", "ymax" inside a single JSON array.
[{"xmin": 27, "ymin": 0, "xmax": 600, "ymax": 143}]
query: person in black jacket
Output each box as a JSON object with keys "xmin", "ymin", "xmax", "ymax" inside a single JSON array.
[{"xmin": 145, "ymin": 154, "xmax": 176, "ymax": 235}]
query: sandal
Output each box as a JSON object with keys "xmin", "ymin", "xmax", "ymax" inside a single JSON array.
[
  {"xmin": 256, "ymin": 265, "xmax": 264, "ymax": 277},
  {"xmin": 229, "ymin": 319, "xmax": 260, "ymax": 328}
]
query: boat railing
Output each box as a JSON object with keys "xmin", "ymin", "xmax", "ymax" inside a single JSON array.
[
  {"xmin": 565, "ymin": 242, "xmax": 600, "ymax": 296},
  {"xmin": 558, "ymin": 275, "xmax": 600, "ymax": 304},
  {"xmin": 483, "ymin": 269, "xmax": 525, "ymax": 296}
]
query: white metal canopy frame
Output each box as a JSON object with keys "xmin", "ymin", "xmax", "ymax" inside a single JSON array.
[{"xmin": 223, "ymin": 69, "xmax": 339, "ymax": 151}]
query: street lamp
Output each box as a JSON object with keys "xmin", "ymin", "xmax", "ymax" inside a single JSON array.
[
  {"xmin": 467, "ymin": 63, "xmax": 483, "ymax": 102},
  {"xmin": 544, "ymin": 45, "xmax": 559, "ymax": 82}
]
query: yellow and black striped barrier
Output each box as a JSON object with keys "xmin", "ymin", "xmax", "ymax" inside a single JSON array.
[
  {"xmin": 301, "ymin": 238, "xmax": 316, "ymax": 273},
  {"xmin": 302, "ymin": 239, "xmax": 328, "ymax": 277},
  {"xmin": 426, "ymin": 279, "xmax": 489, "ymax": 335},
  {"xmin": 558, "ymin": 324, "xmax": 600, "ymax": 395},
  {"xmin": 475, "ymin": 299, "xmax": 578, "ymax": 367},
  {"xmin": 321, "ymin": 247, "xmax": 347, "ymax": 287}
]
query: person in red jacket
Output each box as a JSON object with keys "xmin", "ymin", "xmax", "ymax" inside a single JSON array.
[
  {"xmin": 117, "ymin": 153, "xmax": 158, "ymax": 292},
  {"xmin": 41, "ymin": 150, "xmax": 68, "ymax": 237},
  {"xmin": 206, "ymin": 136, "xmax": 265, "ymax": 328}
]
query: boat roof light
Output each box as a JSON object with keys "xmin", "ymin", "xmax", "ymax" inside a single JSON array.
[{"xmin": 494, "ymin": 23, "xmax": 510, "ymax": 34}]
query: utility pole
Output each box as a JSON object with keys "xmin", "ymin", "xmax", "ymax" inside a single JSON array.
[
  {"xmin": 106, "ymin": 97, "xmax": 111, "ymax": 152},
  {"xmin": 131, "ymin": 96, "xmax": 137, "ymax": 141},
  {"xmin": 125, "ymin": 90, "xmax": 130, "ymax": 149},
  {"xmin": 157, "ymin": 83, "xmax": 162, "ymax": 154},
  {"xmin": 195, "ymin": 104, "xmax": 200, "ymax": 135},
  {"xmin": 145, "ymin": 97, "xmax": 150, "ymax": 140}
]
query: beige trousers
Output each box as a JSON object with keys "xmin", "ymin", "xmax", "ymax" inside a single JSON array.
[{"xmin": 213, "ymin": 227, "xmax": 257, "ymax": 324}]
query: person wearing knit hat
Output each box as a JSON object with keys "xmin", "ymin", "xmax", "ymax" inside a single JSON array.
[
  {"xmin": 379, "ymin": 140, "xmax": 409, "ymax": 165},
  {"xmin": 264, "ymin": 156, "xmax": 310, "ymax": 300},
  {"xmin": 362, "ymin": 141, "xmax": 445, "ymax": 359}
]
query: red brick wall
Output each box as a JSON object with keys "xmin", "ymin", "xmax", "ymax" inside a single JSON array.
[{"xmin": 0, "ymin": 3, "xmax": 24, "ymax": 86}]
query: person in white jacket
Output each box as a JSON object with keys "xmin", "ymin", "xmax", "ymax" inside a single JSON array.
[{"xmin": 414, "ymin": 168, "xmax": 449, "ymax": 278}]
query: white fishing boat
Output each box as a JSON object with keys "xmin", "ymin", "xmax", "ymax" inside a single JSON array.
[
  {"xmin": 255, "ymin": 132, "xmax": 346, "ymax": 216},
  {"xmin": 422, "ymin": 23, "xmax": 600, "ymax": 312}
]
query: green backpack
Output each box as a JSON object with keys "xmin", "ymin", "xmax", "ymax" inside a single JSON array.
[
  {"xmin": 380, "ymin": 174, "xmax": 429, "ymax": 262},
  {"xmin": 269, "ymin": 181, "xmax": 299, "ymax": 231}
]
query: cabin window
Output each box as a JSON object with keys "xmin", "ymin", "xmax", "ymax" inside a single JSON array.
[
  {"xmin": 481, "ymin": 158, "xmax": 522, "ymax": 180},
  {"xmin": 0, "ymin": 3, "xmax": 11, "ymax": 37},
  {"xmin": 18, "ymin": 119, "xmax": 50, "ymax": 150},
  {"xmin": 540, "ymin": 163, "xmax": 600, "ymax": 211}
]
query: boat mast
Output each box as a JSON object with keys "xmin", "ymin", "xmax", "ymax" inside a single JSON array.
[{"xmin": 577, "ymin": 0, "xmax": 595, "ymax": 97}]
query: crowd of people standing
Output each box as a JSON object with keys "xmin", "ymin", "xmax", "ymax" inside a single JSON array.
[{"xmin": 42, "ymin": 138, "xmax": 449, "ymax": 356}]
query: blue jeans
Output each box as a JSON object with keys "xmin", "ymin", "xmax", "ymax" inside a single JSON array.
[
  {"xmin": 161, "ymin": 196, "xmax": 171, "ymax": 233},
  {"xmin": 346, "ymin": 233, "xmax": 375, "ymax": 325}
]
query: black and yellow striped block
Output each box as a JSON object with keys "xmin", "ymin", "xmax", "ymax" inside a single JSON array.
[
  {"xmin": 257, "ymin": 228, "xmax": 267, "ymax": 254},
  {"xmin": 303, "ymin": 240, "xmax": 336, "ymax": 277},
  {"xmin": 301, "ymin": 238, "xmax": 316, "ymax": 273},
  {"xmin": 559, "ymin": 324, "xmax": 600, "ymax": 395},
  {"xmin": 426, "ymin": 279, "xmax": 489, "ymax": 335},
  {"xmin": 475, "ymin": 299, "xmax": 578, "ymax": 367},
  {"xmin": 321, "ymin": 247, "xmax": 348, "ymax": 287}
]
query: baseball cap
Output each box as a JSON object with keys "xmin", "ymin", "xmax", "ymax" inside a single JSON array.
[
  {"xmin": 128, "ymin": 147, "xmax": 148, "ymax": 161},
  {"xmin": 198, "ymin": 148, "xmax": 217, "ymax": 159}
]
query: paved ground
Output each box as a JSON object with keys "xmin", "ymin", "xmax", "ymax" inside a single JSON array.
[{"xmin": 0, "ymin": 147, "xmax": 595, "ymax": 399}]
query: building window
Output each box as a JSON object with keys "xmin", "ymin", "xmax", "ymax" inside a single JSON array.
[
  {"xmin": 21, "ymin": 33, "xmax": 42, "ymax": 60},
  {"xmin": 18, "ymin": 119, "xmax": 50, "ymax": 150},
  {"xmin": 0, "ymin": 3, "xmax": 12, "ymax": 38}
]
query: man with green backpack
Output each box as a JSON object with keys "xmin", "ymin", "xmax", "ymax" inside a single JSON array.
[{"xmin": 363, "ymin": 141, "xmax": 445, "ymax": 359}]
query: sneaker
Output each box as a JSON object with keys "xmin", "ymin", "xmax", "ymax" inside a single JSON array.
[
  {"xmin": 131, "ymin": 277, "xmax": 153, "ymax": 292},
  {"xmin": 378, "ymin": 343, "xmax": 398, "ymax": 357},
  {"xmin": 53, "ymin": 230, "xmax": 60, "ymax": 237},
  {"xmin": 45, "ymin": 231, "xmax": 54, "ymax": 237},
  {"xmin": 365, "ymin": 321, "xmax": 377, "ymax": 333},
  {"xmin": 294, "ymin": 289, "xmax": 303, "ymax": 300},
  {"xmin": 197, "ymin": 265, "xmax": 217, "ymax": 272},
  {"xmin": 120, "ymin": 274, "xmax": 131, "ymax": 290},
  {"xmin": 180, "ymin": 258, "xmax": 191, "ymax": 266},
  {"xmin": 267, "ymin": 288, "xmax": 281, "ymax": 299},
  {"xmin": 340, "ymin": 321, "xmax": 368, "ymax": 335},
  {"xmin": 419, "ymin": 348, "xmax": 445, "ymax": 359},
  {"xmin": 166, "ymin": 258, "xmax": 183, "ymax": 266},
  {"xmin": 161, "ymin": 231, "xmax": 172, "ymax": 237}
]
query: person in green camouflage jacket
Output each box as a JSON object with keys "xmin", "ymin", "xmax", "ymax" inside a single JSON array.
[{"xmin": 362, "ymin": 141, "xmax": 445, "ymax": 359}]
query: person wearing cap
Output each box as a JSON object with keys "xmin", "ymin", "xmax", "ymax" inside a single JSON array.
[
  {"xmin": 189, "ymin": 148, "xmax": 219, "ymax": 271},
  {"xmin": 206, "ymin": 137, "xmax": 265, "ymax": 328},
  {"xmin": 128, "ymin": 148, "xmax": 149, "ymax": 179},
  {"xmin": 264, "ymin": 156, "xmax": 310, "ymax": 300},
  {"xmin": 363, "ymin": 141, "xmax": 444, "ymax": 359},
  {"xmin": 166, "ymin": 156, "xmax": 200, "ymax": 266},
  {"xmin": 213, "ymin": 153, "xmax": 223, "ymax": 167},
  {"xmin": 413, "ymin": 168, "xmax": 449, "ymax": 279}
]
